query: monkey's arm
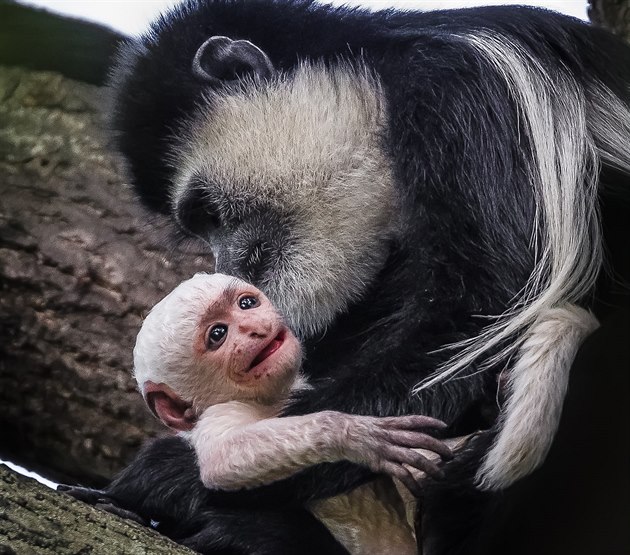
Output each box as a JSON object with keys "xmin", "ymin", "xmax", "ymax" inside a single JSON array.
[{"xmin": 192, "ymin": 406, "xmax": 451, "ymax": 496}]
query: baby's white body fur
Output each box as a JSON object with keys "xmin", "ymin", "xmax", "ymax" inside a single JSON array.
[{"xmin": 187, "ymin": 399, "xmax": 418, "ymax": 555}]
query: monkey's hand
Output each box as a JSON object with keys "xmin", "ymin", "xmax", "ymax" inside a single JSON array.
[
  {"xmin": 57, "ymin": 484, "xmax": 107, "ymax": 504},
  {"xmin": 57, "ymin": 485, "xmax": 148, "ymax": 525},
  {"xmin": 340, "ymin": 415, "xmax": 453, "ymax": 496}
]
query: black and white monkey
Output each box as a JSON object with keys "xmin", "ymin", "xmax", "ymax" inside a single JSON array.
[
  {"xmin": 64, "ymin": 1, "xmax": 630, "ymax": 553},
  {"xmin": 134, "ymin": 272, "xmax": 459, "ymax": 555}
]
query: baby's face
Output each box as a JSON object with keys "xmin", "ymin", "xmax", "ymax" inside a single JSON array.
[
  {"xmin": 135, "ymin": 273, "xmax": 303, "ymax": 427},
  {"xmin": 192, "ymin": 274, "xmax": 302, "ymax": 406}
]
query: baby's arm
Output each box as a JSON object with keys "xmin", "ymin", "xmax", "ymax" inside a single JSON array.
[{"xmin": 190, "ymin": 402, "xmax": 452, "ymax": 496}]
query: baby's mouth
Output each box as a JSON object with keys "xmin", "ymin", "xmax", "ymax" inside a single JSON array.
[{"xmin": 248, "ymin": 328, "xmax": 286, "ymax": 371}]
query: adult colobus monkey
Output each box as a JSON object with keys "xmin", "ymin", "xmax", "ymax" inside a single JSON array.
[{"xmin": 74, "ymin": 1, "xmax": 630, "ymax": 553}]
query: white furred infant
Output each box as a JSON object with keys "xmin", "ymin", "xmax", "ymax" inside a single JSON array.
[{"xmin": 133, "ymin": 273, "xmax": 456, "ymax": 555}]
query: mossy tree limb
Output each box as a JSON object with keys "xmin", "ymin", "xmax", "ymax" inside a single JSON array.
[{"xmin": 0, "ymin": 465, "xmax": 194, "ymax": 555}]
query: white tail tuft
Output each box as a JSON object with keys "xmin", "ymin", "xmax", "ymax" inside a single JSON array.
[{"xmin": 476, "ymin": 305, "xmax": 599, "ymax": 490}]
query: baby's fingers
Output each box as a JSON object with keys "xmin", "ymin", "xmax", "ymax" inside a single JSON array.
[
  {"xmin": 381, "ymin": 415, "xmax": 447, "ymax": 431},
  {"xmin": 380, "ymin": 461, "xmax": 424, "ymax": 497},
  {"xmin": 384, "ymin": 445, "xmax": 444, "ymax": 479},
  {"xmin": 385, "ymin": 430, "xmax": 453, "ymax": 460}
]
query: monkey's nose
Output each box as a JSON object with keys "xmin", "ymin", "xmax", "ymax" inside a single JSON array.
[{"xmin": 238, "ymin": 320, "xmax": 272, "ymax": 338}]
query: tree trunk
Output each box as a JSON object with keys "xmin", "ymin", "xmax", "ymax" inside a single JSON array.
[
  {"xmin": 0, "ymin": 464, "xmax": 193, "ymax": 554},
  {"xmin": 589, "ymin": 0, "xmax": 630, "ymax": 41},
  {"xmin": 0, "ymin": 64, "xmax": 210, "ymax": 486}
]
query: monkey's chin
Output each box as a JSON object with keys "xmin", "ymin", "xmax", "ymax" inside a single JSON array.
[{"xmin": 239, "ymin": 358, "xmax": 299, "ymax": 407}]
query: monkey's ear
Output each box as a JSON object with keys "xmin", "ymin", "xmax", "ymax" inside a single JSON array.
[
  {"xmin": 192, "ymin": 36, "xmax": 274, "ymax": 84},
  {"xmin": 143, "ymin": 381, "xmax": 196, "ymax": 432}
]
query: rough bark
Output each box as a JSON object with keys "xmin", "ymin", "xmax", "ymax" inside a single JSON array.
[
  {"xmin": 0, "ymin": 64, "xmax": 210, "ymax": 485},
  {"xmin": 0, "ymin": 464, "xmax": 194, "ymax": 554},
  {"xmin": 589, "ymin": 0, "xmax": 630, "ymax": 41}
]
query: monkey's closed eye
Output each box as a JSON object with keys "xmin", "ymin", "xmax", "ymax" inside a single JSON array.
[
  {"xmin": 176, "ymin": 181, "xmax": 221, "ymax": 236},
  {"xmin": 238, "ymin": 296, "xmax": 259, "ymax": 310},
  {"xmin": 206, "ymin": 324, "xmax": 228, "ymax": 349}
]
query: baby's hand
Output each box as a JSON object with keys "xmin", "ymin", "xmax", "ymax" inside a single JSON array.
[{"xmin": 339, "ymin": 414, "xmax": 453, "ymax": 496}]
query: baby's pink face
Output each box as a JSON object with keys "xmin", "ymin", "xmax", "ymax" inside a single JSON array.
[
  {"xmin": 140, "ymin": 274, "xmax": 302, "ymax": 432},
  {"xmin": 193, "ymin": 279, "xmax": 301, "ymax": 395}
]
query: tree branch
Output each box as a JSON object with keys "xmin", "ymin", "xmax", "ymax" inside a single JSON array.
[{"xmin": 0, "ymin": 465, "xmax": 193, "ymax": 554}]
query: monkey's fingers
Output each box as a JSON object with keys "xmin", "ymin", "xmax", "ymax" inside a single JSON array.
[
  {"xmin": 385, "ymin": 430, "xmax": 453, "ymax": 460},
  {"xmin": 380, "ymin": 461, "xmax": 424, "ymax": 497},
  {"xmin": 58, "ymin": 485, "xmax": 147, "ymax": 526},
  {"xmin": 380, "ymin": 415, "xmax": 447, "ymax": 431},
  {"xmin": 383, "ymin": 445, "xmax": 444, "ymax": 480},
  {"xmin": 57, "ymin": 484, "xmax": 108, "ymax": 505},
  {"xmin": 95, "ymin": 502, "xmax": 148, "ymax": 526}
]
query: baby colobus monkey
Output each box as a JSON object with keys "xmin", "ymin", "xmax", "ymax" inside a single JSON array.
[{"xmin": 133, "ymin": 272, "xmax": 455, "ymax": 555}]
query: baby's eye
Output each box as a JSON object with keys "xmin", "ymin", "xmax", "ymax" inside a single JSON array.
[
  {"xmin": 238, "ymin": 295, "xmax": 259, "ymax": 310},
  {"xmin": 206, "ymin": 324, "xmax": 228, "ymax": 349}
]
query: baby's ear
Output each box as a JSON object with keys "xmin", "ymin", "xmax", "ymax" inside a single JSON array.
[{"xmin": 143, "ymin": 381, "xmax": 196, "ymax": 432}]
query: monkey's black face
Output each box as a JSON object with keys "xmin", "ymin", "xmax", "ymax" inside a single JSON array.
[
  {"xmin": 176, "ymin": 176, "xmax": 294, "ymax": 286},
  {"xmin": 169, "ymin": 64, "xmax": 399, "ymax": 337}
]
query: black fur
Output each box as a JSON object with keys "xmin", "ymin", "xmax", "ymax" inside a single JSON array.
[
  {"xmin": 92, "ymin": 437, "xmax": 347, "ymax": 555},
  {"xmin": 102, "ymin": 1, "xmax": 630, "ymax": 554}
]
